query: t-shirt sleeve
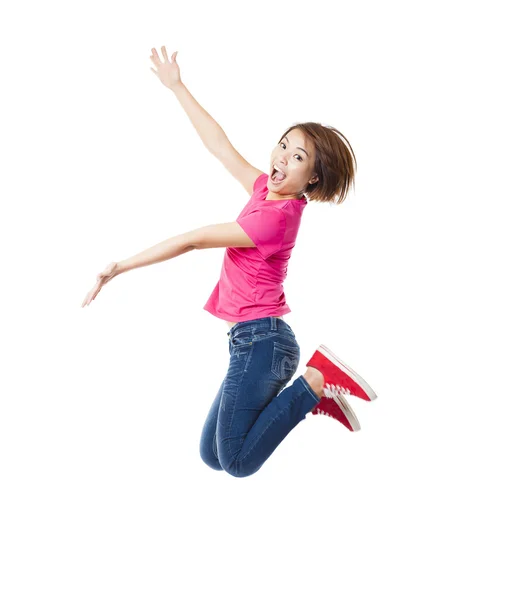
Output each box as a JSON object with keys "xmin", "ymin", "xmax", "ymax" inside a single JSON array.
[
  {"xmin": 236, "ymin": 206, "xmax": 285, "ymax": 259},
  {"xmin": 253, "ymin": 173, "xmax": 267, "ymax": 192}
]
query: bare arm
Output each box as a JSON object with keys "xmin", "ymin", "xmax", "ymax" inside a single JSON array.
[
  {"xmin": 116, "ymin": 230, "xmax": 197, "ymax": 275},
  {"xmin": 171, "ymin": 82, "xmax": 228, "ymax": 154},
  {"xmin": 150, "ymin": 47, "xmax": 228, "ymax": 154},
  {"xmin": 116, "ymin": 221, "xmax": 255, "ymax": 275},
  {"xmin": 81, "ymin": 222, "xmax": 255, "ymax": 307},
  {"xmin": 151, "ymin": 47, "xmax": 262, "ymax": 194}
]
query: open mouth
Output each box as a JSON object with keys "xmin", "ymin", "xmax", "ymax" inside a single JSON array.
[{"xmin": 271, "ymin": 166, "xmax": 287, "ymax": 184}]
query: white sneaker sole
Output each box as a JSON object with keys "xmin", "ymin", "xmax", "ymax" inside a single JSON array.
[
  {"xmin": 321, "ymin": 385, "xmax": 361, "ymax": 431},
  {"xmin": 319, "ymin": 344, "xmax": 378, "ymax": 402}
]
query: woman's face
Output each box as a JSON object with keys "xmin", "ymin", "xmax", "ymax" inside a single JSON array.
[{"xmin": 267, "ymin": 128, "xmax": 318, "ymax": 199}]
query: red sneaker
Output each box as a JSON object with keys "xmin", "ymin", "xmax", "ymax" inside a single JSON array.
[
  {"xmin": 306, "ymin": 344, "xmax": 377, "ymax": 402},
  {"xmin": 311, "ymin": 386, "xmax": 361, "ymax": 432}
]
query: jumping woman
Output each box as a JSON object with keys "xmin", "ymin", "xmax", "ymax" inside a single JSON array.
[{"xmin": 81, "ymin": 46, "xmax": 378, "ymax": 478}]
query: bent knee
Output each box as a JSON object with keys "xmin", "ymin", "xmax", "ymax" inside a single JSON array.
[
  {"xmin": 199, "ymin": 449, "xmax": 224, "ymax": 472},
  {"xmin": 221, "ymin": 460, "xmax": 261, "ymax": 478}
]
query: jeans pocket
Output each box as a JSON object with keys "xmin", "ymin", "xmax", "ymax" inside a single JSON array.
[
  {"xmin": 271, "ymin": 340, "xmax": 300, "ymax": 380},
  {"xmin": 230, "ymin": 332, "xmax": 253, "ymax": 363},
  {"xmin": 231, "ymin": 332, "xmax": 253, "ymax": 347}
]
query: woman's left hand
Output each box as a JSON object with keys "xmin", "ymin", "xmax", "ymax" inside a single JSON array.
[{"xmin": 81, "ymin": 262, "xmax": 120, "ymax": 307}]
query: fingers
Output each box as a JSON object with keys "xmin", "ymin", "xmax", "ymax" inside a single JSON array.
[
  {"xmin": 82, "ymin": 280, "xmax": 101, "ymax": 307},
  {"xmin": 82, "ymin": 288, "xmax": 91, "ymax": 307},
  {"xmin": 151, "ymin": 46, "xmax": 176, "ymax": 65},
  {"xmin": 82, "ymin": 291, "xmax": 94, "ymax": 308},
  {"xmin": 82, "ymin": 292, "xmax": 92, "ymax": 308},
  {"xmin": 82, "ymin": 263, "xmax": 116, "ymax": 307},
  {"xmin": 150, "ymin": 47, "xmax": 162, "ymax": 65}
]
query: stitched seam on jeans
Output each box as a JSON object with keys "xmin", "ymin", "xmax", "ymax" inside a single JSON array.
[
  {"xmin": 271, "ymin": 343, "xmax": 299, "ymax": 380},
  {"xmin": 273, "ymin": 340, "xmax": 300, "ymax": 354},
  {"xmin": 225, "ymin": 354, "xmax": 250, "ymax": 461}
]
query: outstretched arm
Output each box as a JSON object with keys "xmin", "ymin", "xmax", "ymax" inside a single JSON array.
[
  {"xmin": 151, "ymin": 47, "xmax": 262, "ymax": 195},
  {"xmin": 115, "ymin": 230, "xmax": 196, "ymax": 275},
  {"xmin": 150, "ymin": 47, "xmax": 229, "ymax": 155},
  {"xmin": 115, "ymin": 221, "xmax": 255, "ymax": 274},
  {"xmin": 81, "ymin": 222, "xmax": 255, "ymax": 307}
]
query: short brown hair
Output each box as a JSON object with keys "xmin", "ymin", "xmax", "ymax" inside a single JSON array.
[{"xmin": 278, "ymin": 122, "xmax": 357, "ymax": 205}]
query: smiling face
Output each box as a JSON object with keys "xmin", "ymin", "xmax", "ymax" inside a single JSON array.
[{"xmin": 267, "ymin": 128, "xmax": 319, "ymax": 200}]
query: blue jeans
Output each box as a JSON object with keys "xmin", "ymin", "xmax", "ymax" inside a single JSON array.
[{"xmin": 199, "ymin": 316, "xmax": 321, "ymax": 478}]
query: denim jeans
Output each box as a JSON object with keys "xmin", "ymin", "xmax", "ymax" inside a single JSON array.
[{"xmin": 199, "ymin": 316, "xmax": 321, "ymax": 478}]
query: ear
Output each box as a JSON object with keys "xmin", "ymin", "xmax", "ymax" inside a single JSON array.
[{"xmin": 310, "ymin": 176, "xmax": 319, "ymax": 185}]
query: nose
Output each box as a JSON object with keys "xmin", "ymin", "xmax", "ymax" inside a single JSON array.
[{"xmin": 276, "ymin": 153, "xmax": 289, "ymax": 167}]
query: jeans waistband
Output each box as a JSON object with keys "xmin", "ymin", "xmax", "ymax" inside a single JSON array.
[{"xmin": 227, "ymin": 316, "xmax": 292, "ymax": 338}]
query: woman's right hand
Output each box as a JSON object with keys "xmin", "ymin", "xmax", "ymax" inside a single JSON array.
[
  {"xmin": 81, "ymin": 261, "xmax": 120, "ymax": 308},
  {"xmin": 150, "ymin": 46, "xmax": 181, "ymax": 90}
]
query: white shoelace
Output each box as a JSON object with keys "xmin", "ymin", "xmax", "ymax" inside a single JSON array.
[{"xmin": 320, "ymin": 384, "xmax": 353, "ymax": 417}]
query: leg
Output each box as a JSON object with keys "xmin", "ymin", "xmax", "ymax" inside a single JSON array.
[
  {"xmin": 199, "ymin": 379, "xmax": 225, "ymax": 471},
  {"xmin": 302, "ymin": 366, "xmax": 325, "ymax": 398},
  {"xmin": 216, "ymin": 325, "xmax": 321, "ymax": 478}
]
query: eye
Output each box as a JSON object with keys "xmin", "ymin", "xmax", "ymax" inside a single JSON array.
[{"xmin": 279, "ymin": 142, "xmax": 303, "ymax": 161}]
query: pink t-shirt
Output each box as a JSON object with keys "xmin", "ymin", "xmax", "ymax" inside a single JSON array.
[{"xmin": 203, "ymin": 173, "xmax": 307, "ymax": 323}]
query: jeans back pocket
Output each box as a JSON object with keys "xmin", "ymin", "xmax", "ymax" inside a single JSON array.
[{"xmin": 271, "ymin": 340, "xmax": 300, "ymax": 380}]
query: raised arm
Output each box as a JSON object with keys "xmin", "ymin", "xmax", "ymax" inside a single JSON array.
[
  {"xmin": 150, "ymin": 47, "xmax": 227, "ymax": 154},
  {"xmin": 150, "ymin": 47, "xmax": 263, "ymax": 195}
]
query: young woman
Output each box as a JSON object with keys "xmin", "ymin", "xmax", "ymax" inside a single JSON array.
[{"xmin": 81, "ymin": 47, "xmax": 377, "ymax": 478}]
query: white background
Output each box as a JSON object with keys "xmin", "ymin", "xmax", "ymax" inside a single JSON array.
[{"xmin": 1, "ymin": 0, "xmax": 508, "ymax": 598}]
